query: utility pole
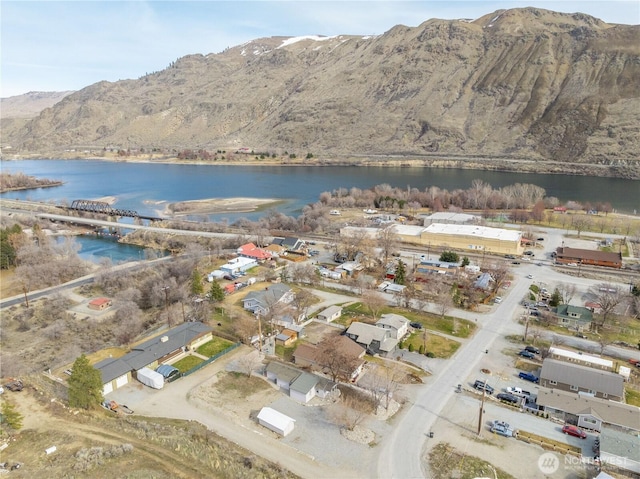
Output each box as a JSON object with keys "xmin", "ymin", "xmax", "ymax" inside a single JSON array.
[
  {"xmin": 523, "ymin": 315, "xmax": 530, "ymax": 342},
  {"xmin": 256, "ymin": 313, "xmax": 263, "ymax": 353},
  {"xmin": 162, "ymin": 285, "xmax": 170, "ymax": 326},
  {"xmin": 477, "ymin": 384, "xmax": 487, "ymax": 436}
]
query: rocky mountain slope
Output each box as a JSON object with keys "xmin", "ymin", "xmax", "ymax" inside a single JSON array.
[{"xmin": 2, "ymin": 8, "xmax": 639, "ymax": 177}]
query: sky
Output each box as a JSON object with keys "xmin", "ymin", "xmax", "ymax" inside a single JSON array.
[{"xmin": 1, "ymin": 1, "xmax": 639, "ymax": 98}]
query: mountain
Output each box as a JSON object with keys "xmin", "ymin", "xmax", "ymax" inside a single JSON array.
[
  {"xmin": 2, "ymin": 8, "xmax": 639, "ymax": 178},
  {"xmin": 1, "ymin": 91, "xmax": 75, "ymax": 119}
]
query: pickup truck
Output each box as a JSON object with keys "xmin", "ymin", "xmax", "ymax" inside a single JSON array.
[
  {"xmin": 507, "ymin": 386, "xmax": 531, "ymax": 396},
  {"xmin": 518, "ymin": 372, "xmax": 539, "ymax": 383}
]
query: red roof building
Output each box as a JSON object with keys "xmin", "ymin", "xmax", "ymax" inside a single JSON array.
[
  {"xmin": 88, "ymin": 297, "xmax": 113, "ymax": 310},
  {"xmin": 237, "ymin": 243, "xmax": 272, "ymax": 261}
]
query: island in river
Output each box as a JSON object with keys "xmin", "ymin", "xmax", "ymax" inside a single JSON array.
[{"xmin": 165, "ymin": 197, "xmax": 284, "ymax": 216}]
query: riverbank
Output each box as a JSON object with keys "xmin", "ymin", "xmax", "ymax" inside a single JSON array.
[{"xmin": 3, "ymin": 151, "xmax": 639, "ymax": 180}]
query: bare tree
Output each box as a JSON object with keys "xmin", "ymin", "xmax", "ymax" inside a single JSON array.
[
  {"xmin": 361, "ymin": 290, "xmax": 387, "ymax": 321},
  {"xmin": 290, "ymin": 288, "xmax": 314, "ymax": 323},
  {"xmin": 233, "ymin": 316, "xmax": 257, "ymax": 344},
  {"xmin": 377, "ymin": 226, "xmax": 399, "ymax": 265},
  {"xmin": 237, "ymin": 350, "xmax": 261, "ymax": 377},
  {"xmin": 589, "ymin": 283, "xmax": 625, "ymax": 331},
  {"xmin": 556, "ymin": 282, "xmax": 577, "ymax": 304},
  {"xmin": 315, "ymin": 336, "xmax": 361, "ymax": 382},
  {"xmin": 330, "ymin": 391, "xmax": 373, "ymax": 431}
]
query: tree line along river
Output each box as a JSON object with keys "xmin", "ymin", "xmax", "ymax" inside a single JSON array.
[{"xmin": 2, "ymin": 160, "xmax": 638, "ymax": 219}]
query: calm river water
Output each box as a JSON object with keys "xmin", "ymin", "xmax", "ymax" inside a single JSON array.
[{"xmin": 1, "ymin": 159, "xmax": 638, "ymax": 218}]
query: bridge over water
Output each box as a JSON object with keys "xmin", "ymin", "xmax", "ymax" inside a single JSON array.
[{"xmin": 68, "ymin": 200, "xmax": 163, "ymax": 221}]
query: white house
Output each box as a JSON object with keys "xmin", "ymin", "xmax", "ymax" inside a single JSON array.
[
  {"xmin": 316, "ymin": 305, "xmax": 342, "ymax": 322},
  {"xmin": 376, "ymin": 313, "xmax": 409, "ymax": 340},
  {"xmin": 220, "ymin": 256, "xmax": 257, "ymax": 274},
  {"xmin": 289, "ymin": 373, "xmax": 319, "ymax": 404},
  {"xmin": 257, "ymin": 407, "xmax": 295, "ymax": 437}
]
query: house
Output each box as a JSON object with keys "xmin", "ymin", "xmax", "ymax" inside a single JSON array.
[
  {"xmin": 473, "ymin": 272, "xmax": 494, "ymax": 290},
  {"xmin": 95, "ymin": 322, "xmax": 213, "ymax": 395},
  {"xmin": 376, "ymin": 313, "xmax": 409, "ymax": 340},
  {"xmin": 345, "ymin": 322, "xmax": 398, "ymax": 356},
  {"xmin": 548, "ymin": 347, "xmax": 613, "ymax": 371},
  {"xmin": 316, "ymin": 305, "xmax": 342, "ymax": 322},
  {"xmin": 314, "ymin": 377, "xmax": 338, "ymax": 399},
  {"xmin": 539, "ymin": 358, "xmax": 624, "ymax": 401},
  {"xmin": 293, "ymin": 336, "xmax": 366, "ymax": 381},
  {"xmin": 275, "ymin": 329, "xmax": 298, "ymax": 346},
  {"xmin": 555, "ymin": 247, "xmax": 622, "ymax": 269},
  {"xmin": 554, "ymin": 304, "xmax": 594, "ymax": 330},
  {"xmin": 271, "ymin": 236, "xmax": 306, "ymax": 254},
  {"xmin": 237, "ymin": 243, "xmax": 272, "ymax": 261},
  {"xmin": 537, "ymin": 388, "xmax": 640, "ymax": 432},
  {"xmin": 88, "ymin": 297, "xmax": 112, "ymax": 311},
  {"xmin": 242, "ymin": 284, "xmax": 294, "ymax": 315},
  {"xmin": 257, "ymin": 407, "xmax": 295, "ymax": 436},
  {"xmin": 599, "ymin": 427, "xmax": 640, "ymax": 475},
  {"xmin": 220, "ymin": 256, "xmax": 257, "ymax": 274}
]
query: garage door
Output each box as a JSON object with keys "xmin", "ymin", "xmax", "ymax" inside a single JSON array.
[
  {"xmin": 103, "ymin": 382, "xmax": 113, "ymax": 395},
  {"xmin": 115, "ymin": 374, "xmax": 128, "ymax": 388}
]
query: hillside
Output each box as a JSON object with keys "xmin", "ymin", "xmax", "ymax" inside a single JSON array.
[{"xmin": 2, "ymin": 8, "xmax": 639, "ymax": 178}]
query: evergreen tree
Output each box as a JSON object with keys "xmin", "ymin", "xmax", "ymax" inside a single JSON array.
[
  {"xmin": 395, "ymin": 259, "xmax": 406, "ymax": 285},
  {"xmin": 1, "ymin": 400, "xmax": 23, "ymax": 431},
  {"xmin": 191, "ymin": 269, "xmax": 204, "ymax": 295},
  {"xmin": 439, "ymin": 251, "xmax": 459, "ymax": 263},
  {"xmin": 461, "ymin": 256, "xmax": 470, "ymax": 267},
  {"xmin": 68, "ymin": 354, "xmax": 103, "ymax": 409},
  {"xmin": 549, "ymin": 288, "xmax": 562, "ymax": 307},
  {"xmin": 207, "ymin": 281, "xmax": 225, "ymax": 302}
]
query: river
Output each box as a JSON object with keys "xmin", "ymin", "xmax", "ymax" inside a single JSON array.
[{"xmin": 1, "ymin": 159, "xmax": 638, "ymax": 218}]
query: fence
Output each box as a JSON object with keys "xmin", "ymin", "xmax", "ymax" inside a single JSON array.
[{"xmin": 181, "ymin": 342, "xmax": 241, "ymax": 377}]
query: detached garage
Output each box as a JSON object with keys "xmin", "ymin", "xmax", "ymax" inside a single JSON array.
[{"xmin": 257, "ymin": 407, "xmax": 295, "ymax": 437}]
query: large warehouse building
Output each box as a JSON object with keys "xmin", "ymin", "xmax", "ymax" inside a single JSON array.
[{"xmin": 341, "ymin": 223, "xmax": 523, "ymax": 256}]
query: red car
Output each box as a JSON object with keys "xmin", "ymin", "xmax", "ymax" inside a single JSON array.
[{"xmin": 562, "ymin": 425, "xmax": 587, "ymax": 439}]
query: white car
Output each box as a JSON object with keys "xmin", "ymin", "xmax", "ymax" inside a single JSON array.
[
  {"xmin": 526, "ymin": 274, "xmax": 533, "ymax": 279},
  {"xmin": 494, "ymin": 297, "xmax": 503, "ymax": 304}
]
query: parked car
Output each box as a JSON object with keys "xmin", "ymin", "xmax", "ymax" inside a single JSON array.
[
  {"xmin": 518, "ymin": 350, "xmax": 536, "ymax": 359},
  {"xmin": 494, "ymin": 296, "xmax": 503, "ymax": 304},
  {"xmin": 492, "ymin": 420, "xmax": 510, "ymax": 429},
  {"xmin": 410, "ymin": 322, "xmax": 423, "ymax": 330},
  {"xmin": 497, "ymin": 393, "xmax": 521, "ymax": 405},
  {"xmin": 537, "ymin": 237, "xmax": 544, "ymax": 241},
  {"xmin": 473, "ymin": 380, "xmax": 494, "ymax": 394},
  {"xmin": 562, "ymin": 425, "xmax": 587, "ymax": 439},
  {"xmin": 518, "ymin": 372, "xmax": 539, "ymax": 383},
  {"xmin": 511, "ymin": 261, "xmax": 521, "ymax": 265},
  {"xmin": 504, "ymin": 255, "xmax": 516, "ymax": 259},
  {"xmin": 524, "ymin": 250, "xmax": 535, "ymax": 256},
  {"xmin": 526, "ymin": 274, "xmax": 534, "ymax": 279},
  {"xmin": 525, "ymin": 346, "xmax": 540, "ymax": 355},
  {"xmin": 491, "ymin": 422, "xmax": 517, "ymax": 437}
]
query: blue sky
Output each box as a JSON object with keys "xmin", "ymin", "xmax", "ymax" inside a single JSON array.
[{"xmin": 2, "ymin": 1, "xmax": 639, "ymax": 98}]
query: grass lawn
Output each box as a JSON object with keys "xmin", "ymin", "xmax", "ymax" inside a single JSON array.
[
  {"xmin": 172, "ymin": 355, "xmax": 204, "ymax": 373},
  {"xmin": 197, "ymin": 337, "xmax": 234, "ymax": 357},
  {"xmin": 625, "ymin": 388, "xmax": 640, "ymax": 407},
  {"xmin": 275, "ymin": 343, "xmax": 297, "ymax": 361},
  {"xmin": 341, "ymin": 303, "xmax": 476, "ymax": 338},
  {"xmin": 402, "ymin": 332, "xmax": 461, "ymax": 358}
]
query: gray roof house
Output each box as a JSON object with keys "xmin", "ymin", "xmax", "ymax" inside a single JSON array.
[
  {"xmin": 242, "ymin": 284, "xmax": 294, "ymax": 315},
  {"xmin": 345, "ymin": 322, "xmax": 398, "ymax": 356},
  {"xmin": 376, "ymin": 313, "xmax": 409, "ymax": 340},
  {"xmin": 95, "ymin": 322, "xmax": 213, "ymax": 395},
  {"xmin": 272, "ymin": 237, "xmax": 306, "ymax": 252},
  {"xmin": 537, "ymin": 387, "xmax": 640, "ymax": 432},
  {"xmin": 539, "ymin": 358, "xmax": 624, "ymax": 401},
  {"xmin": 264, "ymin": 361, "xmax": 327, "ymax": 404},
  {"xmin": 599, "ymin": 427, "xmax": 640, "ymax": 475}
]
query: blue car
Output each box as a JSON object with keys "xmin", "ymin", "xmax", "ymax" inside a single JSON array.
[
  {"xmin": 518, "ymin": 350, "xmax": 536, "ymax": 359},
  {"xmin": 518, "ymin": 372, "xmax": 539, "ymax": 383}
]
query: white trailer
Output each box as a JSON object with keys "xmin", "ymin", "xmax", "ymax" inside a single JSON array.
[{"xmin": 136, "ymin": 367, "xmax": 164, "ymax": 389}]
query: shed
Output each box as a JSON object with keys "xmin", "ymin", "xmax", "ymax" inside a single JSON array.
[
  {"xmin": 317, "ymin": 305, "xmax": 342, "ymax": 322},
  {"xmin": 257, "ymin": 407, "xmax": 295, "ymax": 436},
  {"xmin": 290, "ymin": 373, "xmax": 319, "ymax": 403}
]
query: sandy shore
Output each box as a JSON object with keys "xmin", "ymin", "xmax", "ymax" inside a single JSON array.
[{"xmin": 165, "ymin": 197, "xmax": 284, "ymax": 216}]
